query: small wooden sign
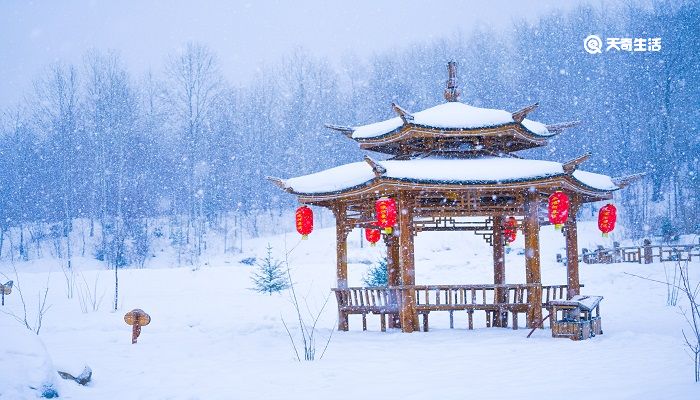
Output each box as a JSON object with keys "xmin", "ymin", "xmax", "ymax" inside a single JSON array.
[
  {"xmin": 124, "ymin": 309, "xmax": 151, "ymax": 344},
  {"xmin": 0, "ymin": 281, "xmax": 12, "ymax": 306}
]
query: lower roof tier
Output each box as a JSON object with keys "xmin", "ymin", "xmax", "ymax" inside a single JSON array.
[{"xmin": 275, "ymin": 157, "xmax": 618, "ymax": 201}]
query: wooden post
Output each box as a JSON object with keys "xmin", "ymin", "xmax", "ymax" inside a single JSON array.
[
  {"xmin": 334, "ymin": 204, "xmax": 350, "ymax": 331},
  {"xmin": 565, "ymin": 203, "xmax": 581, "ymax": 298},
  {"xmin": 385, "ymin": 234, "xmax": 401, "ymax": 329},
  {"xmin": 492, "ymin": 215, "xmax": 507, "ymax": 327},
  {"xmin": 524, "ymin": 193, "xmax": 543, "ymax": 328},
  {"xmin": 397, "ymin": 192, "xmax": 417, "ymax": 333},
  {"xmin": 643, "ymin": 239, "xmax": 653, "ymax": 264}
]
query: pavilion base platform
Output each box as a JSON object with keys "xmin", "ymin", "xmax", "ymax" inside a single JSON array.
[{"xmin": 332, "ymin": 283, "xmax": 580, "ymax": 332}]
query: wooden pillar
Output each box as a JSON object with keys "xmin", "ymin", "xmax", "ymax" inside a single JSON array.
[
  {"xmin": 397, "ymin": 193, "xmax": 417, "ymax": 333},
  {"xmin": 524, "ymin": 193, "xmax": 543, "ymax": 329},
  {"xmin": 334, "ymin": 204, "xmax": 350, "ymax": 331},
  {"xmin": 643, "ymin": 239, "xmax": 653, "ymax": 264},
  {"xmin": 384, "ymin": 234, "xmax": 401, "ymax": 329},
  {"xmin": 565, "ymin": 202, "xmax": 581, "ymax": 299},
  {"xmin": 492, "ymin": 215, "xmax": 507, "ymax": 327}
]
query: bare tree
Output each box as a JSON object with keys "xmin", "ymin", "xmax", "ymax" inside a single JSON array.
[
  {"xmin": 84, "ymin": 51, "xmax": 138, "ymax": 309},
  {"xmin": 677, "ymin": 260, "xmax": 700, "ymax": 382},
  {"xmin": 31, "ymin": 63, "xmax": 81, "ymax": 297},
  {"xmin": 76, "ymin": 271, "xmax": 106, "ymax": 313},
  {"xmin": 626, "ymin": 256, "xmax": 700, "ymax": 382},
  {"xmin": 164, "ymin": 42, "xmax": 222, "ymax": 264},
  {"xmin": 279, "ymin": 238, "xmax": 334, "ymax": 361},
  {"xmin": 0, "ymin": 264, "xmax": 51, "ymax": 335}
]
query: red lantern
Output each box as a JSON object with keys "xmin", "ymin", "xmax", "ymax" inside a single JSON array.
[
  {"xmin": 504, "ymin": 216, "xmax": 517, "ymax": 244},
  {"xmin": 295, "ymin": 206, "xmax": 313, "ymax": 239},
  {"xmin": 375, "ymin": 197, "xmax": 397, "ymax": 234},
  {"xmin": 548, "ymin": 191, "xmax": 570, "ymax": 230},
  {"xmin": 365, "ymin": 228, "xmax": 381, "ymax": 246},
  {"xmin": 598, "ymin": 204, "xmax": 617, "ymax": 237}
]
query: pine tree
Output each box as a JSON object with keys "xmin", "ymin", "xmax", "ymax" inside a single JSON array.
[
  {"xmin": 251, "ymin": 244, "xmax": 290, "ymax": 295},
  {"xmin": 362, "ymin": 257, "xmax": 388, "ymax": 287}
]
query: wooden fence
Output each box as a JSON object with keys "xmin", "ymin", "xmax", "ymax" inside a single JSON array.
[{"xmin": 558, "ymin": 240, "xmax": 700, "ymax": 265}]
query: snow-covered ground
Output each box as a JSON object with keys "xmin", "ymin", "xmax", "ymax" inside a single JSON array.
[{"xmin": 1, "ymin": 221, "xmax": 698, "ymax": 399}]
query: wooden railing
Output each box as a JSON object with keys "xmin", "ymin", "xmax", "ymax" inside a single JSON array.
[
  {"xmin": 333, "ymin": 284, "xmax": 574, "ymax": 310},
  {"xmin": 570, "ymin": 242, "xmax": 700, "ymax": 265},
  {"xmin": 411, "ymin": 284, "xmax": 534, "ymax": 310},
  {"xmin": 332, "ymin": 286, "xmax": 399, "ymax": 313},
  {"xmin": 541, "ymin": 284, "xmax": 573, "ymax": 304},
  {"xmin": 332, "ymin": 284, "xmax": 578, "ymax": 331}
]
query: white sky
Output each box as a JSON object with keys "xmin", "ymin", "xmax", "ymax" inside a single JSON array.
[{"xmin": 0, "ymin": 0, "xmax": 595, "ymax": 109}]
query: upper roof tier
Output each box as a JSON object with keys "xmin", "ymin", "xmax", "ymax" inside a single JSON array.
[
  {"xmin": 351, "ymin": 102, "xmax": 551, "ymax": 139},
  {"xmin": 325, "ymin": 62, "xmax": 579, "ymax": 156}
]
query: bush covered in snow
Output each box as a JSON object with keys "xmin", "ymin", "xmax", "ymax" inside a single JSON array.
[
  {"xmin": 0, "ymin": 316, "xmax": 60, "ymax": 398},
  {"xmin": 362, "ymin": 257, "xmax": 388, "ymax": 287}
]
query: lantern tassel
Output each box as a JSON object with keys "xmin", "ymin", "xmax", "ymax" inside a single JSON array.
[
  {"xmin": 301, "ymin": 235, "xmax": 309, "ymax": 240},
  {"xmin": 383, "ymin": 227, "xmax": 393, "ymax": 235},
  {"xmin": 602, "ymin": 232, "xmax": 608, "ymax": 238},
  {"xmin": 554, "ymin": 224, "xmax": 563, "ymax": 231},
  {"xmin": 370, "ymin": 242, "xmax": 376, "ymax": 247}
]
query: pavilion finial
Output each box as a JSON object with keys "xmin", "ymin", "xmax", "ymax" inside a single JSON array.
[{"xmin": 444, "ymin": 61, "xmax": 461, "ymax": 102}]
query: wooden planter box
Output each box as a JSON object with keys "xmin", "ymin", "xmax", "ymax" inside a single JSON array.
[
  {"xmin": 552, "ymin": 316, "xmax": 602, "ymax": 340},
  {"xmin": 548, "ymin": 295, "xmax": 603, "ymax": 341}
]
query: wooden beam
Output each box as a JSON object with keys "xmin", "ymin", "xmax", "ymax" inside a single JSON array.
[
  {"xmin": 265, "ymin": 176, "xmax": 291, "ymax": 193},
  {"xmin": 524, "ymin": 192, "xmax": 543, "ymax": 329},
  {"xmin": 565, "ymin": 202, "xmax": 581, "ymax": 298},
  {"xmin": 391, "ymin": 102, "xmax": 414, "ymax": 124},
  {"xmin": 562, "ymin": 152, "xmax": 591, "ymax": 174},
  {"xmin": 512, "ymin": 102, "xmax": 539, "ymax": 123},
  {"xmin": 546, "ymin": 120, "xmax": 580, "ymax": 134},
  {"xmin": 397, "ymin": 192, "xmax": 417, "ymax": 333},
  {"xmin": 324, "ymin": 123, "xmax": 354, "ymax": 138},
  {"xmin": 612, "ymin": 173, "xmax": 645, "ymax": 189},
  {"xmin": 363, "ymin": 155, "xmax": 386, "ymax": 177}
]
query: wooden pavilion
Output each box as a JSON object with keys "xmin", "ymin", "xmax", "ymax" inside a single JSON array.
[{"xmin": 269, "ymin": 62, "xmax": 638, "ymax": 333}]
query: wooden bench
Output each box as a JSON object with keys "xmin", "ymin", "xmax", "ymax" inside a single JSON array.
[
  {"xmin": 333, "ymin": 287, "xmax": 399, "ymax": 331},
  {"xmin": 333, "ymin": 284, "xmax": 576, "ymax": 332}
]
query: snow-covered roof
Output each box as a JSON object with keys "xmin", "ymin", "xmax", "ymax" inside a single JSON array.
[
  {"xmin": 352, "ymin": 102, "xmax": 552, "ymax": 140},
  {"xmin": 281, "ymin": 157, "xmax": 618, "ymax": 195}
]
